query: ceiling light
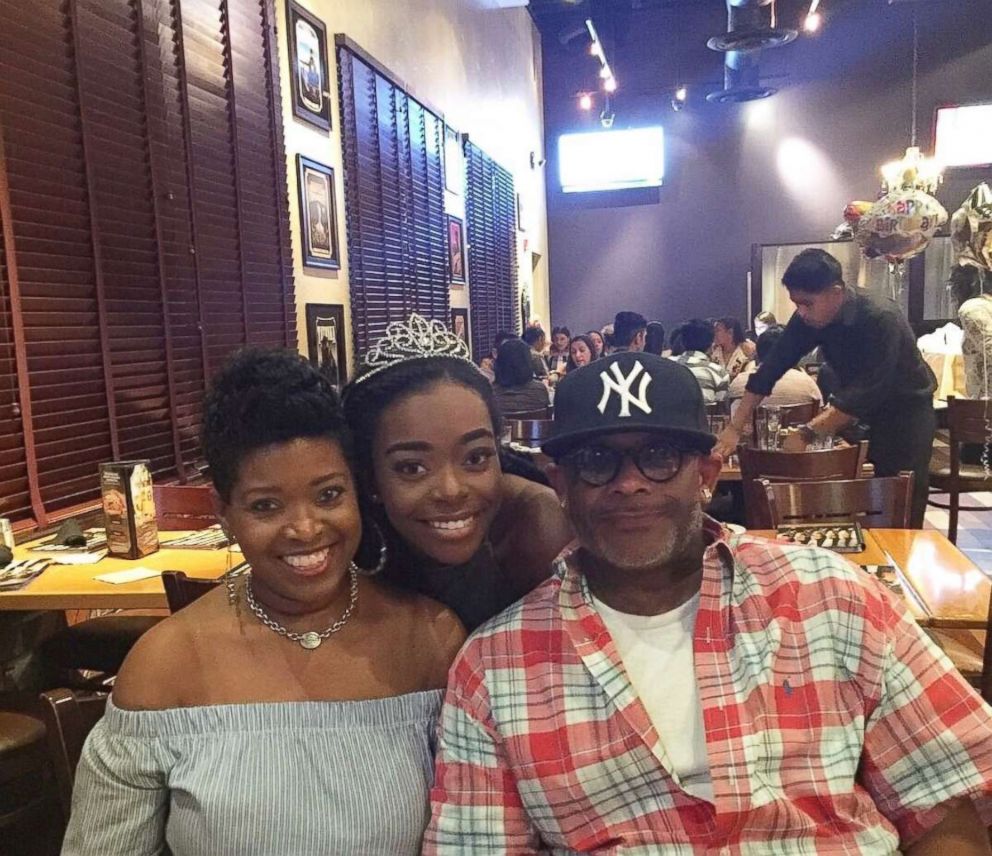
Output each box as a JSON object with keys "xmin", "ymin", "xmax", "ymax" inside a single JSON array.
[
  {"xmin": 579, "ymin": 93, "xmax": 593, "ymax": 111},
  {"xmin": 604, "ymin": 77, "xmax": 617, "ymax": 93},
  {"xmin": 675, "ymin": 86, "xmax": 687, "ymax": 102},
  {"xmin": 803, "ymin": 11, "xmax": 822, "ymax": 32}
]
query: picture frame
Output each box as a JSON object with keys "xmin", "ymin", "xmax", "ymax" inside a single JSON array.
[
  {"xmin": 296, "ymin": 155, "xmax": 340, "ymax": 269},
  {"xmin": 286, "ymin": 1, "xmax": 332, "ymax": 131},
  {"xmin": 305, "ymin": 303, "xmax": 347, "ymax": 389},
  {"xmin": 447, "ymin": 214, "xmax": 466, "ymax": 284},
  {"xmin": 516, "ymin": 191, "xmax": 526, "ymax": 232},
  {"xmin": 450, "ymin": 307, "xmax": 470, "ymax": 357}
]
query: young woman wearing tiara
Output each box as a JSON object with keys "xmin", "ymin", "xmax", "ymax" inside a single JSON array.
[{"xmin": 343, "ymin": 315, "xmax": 573, "ymax": 632}]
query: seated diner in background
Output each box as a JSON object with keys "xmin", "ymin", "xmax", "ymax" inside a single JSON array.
[
  {"xmin": 425, "ymin": 352, "xmax": 992, "ymax": 854},
  {"xmin": 522, "ymin": 326, "xmax": 550, "ymax": 379},
  {"xmin": 342, "ymin": 315, "xmax": 572, "ymax": 632},
  {"xmin": 728, "ymin": 324, "xmax": 823, "ymax": 410},
  {"xmin": 710, "ymin": 316, "xmax": 752, "ymax": 379},
  {"xmin": 717, "ymin": 248, "xmax": 937, "ymax": 528},
  {"xmin": 491, "ymin": 337, "xmax": 551, "ymax": 415},
  {"xmin": 565, "ymin": 333, "xmax": 597, "ymax": 372},
  {"xmin": 670, "ymin": 317, "xmax": 730, "ymax": 403},
  {"xmin": 62, "ymin": 348, "xmax": 465, "ymax": 855}
]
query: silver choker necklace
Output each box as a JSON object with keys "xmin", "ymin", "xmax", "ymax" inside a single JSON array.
[{"xmin": 235, "ymin": 563, "xmax": 360, "ymax": 650}]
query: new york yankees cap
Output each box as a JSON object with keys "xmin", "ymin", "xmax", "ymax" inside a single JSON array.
[{"xmin": 543, "ymin": 352, "xmax": 715, "ymax": 458}]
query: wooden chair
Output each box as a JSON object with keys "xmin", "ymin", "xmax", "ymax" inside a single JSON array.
[
  {"xmin": 928, "ymin": 396, "xmax": 992, "ymax": 543},
  {"xmin": 37, "ymin": 690, "xmax": 107, "ymax": 823},
  {"xmin": 502, "ymin": 407, "xmax": 551, "ymax": 421},
  {"xmin": 153, "ymin": 484, "xmax": 216, "ymax": 531},
  {"xmin": 738, "ymin": 441, "xmax": 869, "ymax": 528},
  {"xmin": 162, "ymin": 571, "xmax": 218, "ymax": 613},
  {"xmin": 757, "ymin": 472, "xmax": 914, "ymax": 529},
  {"xmin": 0, "ymin": 710, "xmax": 59, "ymax": 853},
  {"xmin": 508, "ymin": 419, "xmax": 553, "ymax": 447}
]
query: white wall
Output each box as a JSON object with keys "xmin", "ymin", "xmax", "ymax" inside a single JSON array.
[{"xmin": 277, "ymin": 0, "xmax": 548, "ymax": 372}]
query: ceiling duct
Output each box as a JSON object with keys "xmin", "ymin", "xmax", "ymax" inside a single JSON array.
[
  {"xmin": 706, "ymin": 0, "xmax": 796, "ymax": 103},
  {"xmin": 707, "ymin": 0, "xmax": 797, "ymax": 52},
  {"xmin": 706, "ymin": 50, "xmax": 777, "ymax": 102}
]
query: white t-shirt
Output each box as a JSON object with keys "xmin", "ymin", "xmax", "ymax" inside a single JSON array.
[{"xmin": 591, "ymin": 591, "xmax": 713, "ymax": 802}]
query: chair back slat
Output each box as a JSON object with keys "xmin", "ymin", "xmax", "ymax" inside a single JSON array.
[
  {"xmin": 508, "ymin": 419, "xmax": 553, "ymax": 445},
  {"xmin": 37, "ymin": 689, "xmax": 107, "ymax": 821},
  {"xmin": 946, "ymin": 396, "xmax": 992, "ymax": 444},
  {"xmin": 153, "ymin": 484, "xmax": 215, "ymax": 531},
  {"xmin": 162, "ymin": 571, "xmax": 218, "ymax": 613},
  {"xmin": 739, "ymin": 441, "xmax": 868, "ymax": 528},
  {"xmin": 759, "ymin": 472, "xmax": 914, "ymax": 529},
  {"xmin": 503, "ymin": 407, "xmax": 551, "ymax": 421}
]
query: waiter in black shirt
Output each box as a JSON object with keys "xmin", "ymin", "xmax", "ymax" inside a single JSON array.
[{"xmin": 715, "ymin": 249, "xmax": 936, "ymax": 527}]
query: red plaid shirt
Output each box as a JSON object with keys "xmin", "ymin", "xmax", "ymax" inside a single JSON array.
[{"xmin": 425, "ymin": 521, "xmax": 992, "ymax": 854}]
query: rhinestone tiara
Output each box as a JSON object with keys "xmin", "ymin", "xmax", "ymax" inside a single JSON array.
[{"xmin": 347, "ymin": 313, "xmax": 477, "ymax": 388}]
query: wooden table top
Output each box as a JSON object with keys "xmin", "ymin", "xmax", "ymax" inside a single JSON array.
[
  {"xmin": 750, "ymin": 528, "xmax": 989, "ymax": 629},
  {"xmin": 0, "ymin": 532, "xmax": 234, "ymax": 611}
]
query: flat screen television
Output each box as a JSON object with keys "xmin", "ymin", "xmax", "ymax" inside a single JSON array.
[
  {"xmin": 934, "ymin": 103, "xmax": 992, "ymax": 168},
  {"xmin": 558, "ymin": 127, "xmax": 665, "ymax": 193}
]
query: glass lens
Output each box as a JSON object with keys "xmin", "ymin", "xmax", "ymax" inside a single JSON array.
[
  {"xmin": 636, "ymin": 444, "xmax": 682, "ymax": 482},
  {"xmin": 570, "ymin": 446, "xmax": 621, "ymax": 486}
]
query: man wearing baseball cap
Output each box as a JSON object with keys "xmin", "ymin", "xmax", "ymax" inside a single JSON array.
[{"xmin": 424, "ymin": 352, "xmax": 992, "ymax": 854}]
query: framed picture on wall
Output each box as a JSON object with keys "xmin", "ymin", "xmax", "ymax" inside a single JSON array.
[
  {"xmin": 450, "ymin": 307, "xmax": 470, "ymax": 356},
  {"xmin": 516, "ymin": 192, "xmax": 526, "ymax": 232},
  {"xmin": 447, "ymin": 215, "xmax": 466, "ymax": 284},
  {"xmin": 296, "ymin": 155, "xmax": 340, "ymax": 269},
  {"xmin": 286, "ymin": 1, "xmax": 331, "ymax": 131},
  {"xmin": 306, "ymin": 303, "xmax": 347, "ymax": 388}
]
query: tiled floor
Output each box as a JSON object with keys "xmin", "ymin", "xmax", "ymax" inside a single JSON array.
[{"xmin": 925, "ymin": 491, "xmax": 992, "ymax": 573}]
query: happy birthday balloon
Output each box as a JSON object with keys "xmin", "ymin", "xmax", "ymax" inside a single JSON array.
[{"xmin": 854, "ymin": 188, "xmax": 947, "ymax": 264}]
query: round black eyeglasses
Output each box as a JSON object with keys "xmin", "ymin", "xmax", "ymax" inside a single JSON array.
[{"xmin": 562, "ymin": 442, "xmax": 686, "ymax": 487}]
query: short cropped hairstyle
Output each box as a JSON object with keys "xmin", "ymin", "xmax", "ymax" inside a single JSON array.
[
  {"xmin": 495, "ymin": 338, "xmax": 537, "ymax": 387},
  {"xmin": 782, "ymin": 248, "xmax": 844, "ymax": 294},
  {"xmin": 680, "ymin": 318, "xmax": 716, "ymax": 353},
  {"xmin": 202, "ymin": 348, "xmax": 351, "ymax": 503},
  {"xmin": 644, "ymin": 322, "xmax": 666, "ymax": 355},
  {"xmin": 756, "ymin": 325, "xmax": 786, "ymax": 363},
  {"xmin": 613, "ymin": 311, "xmax": 648, "ymax": 348},
  {"xmin": 522, "ymin": 327, "xmax": 546, "ymax": 348},
  {"xmin": 551, "ymin": 325, "xmax": 571, "ymax": 341}
]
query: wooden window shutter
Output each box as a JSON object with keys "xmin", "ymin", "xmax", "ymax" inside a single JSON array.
[
  {"xmin": 337, "ymin": 40, "xmax": 448, "ymax": 357},
  {"xmin": 465, "ymin": 140, "xmax": 518, "ymax": 359},
  {"xmin": 0, "ymin": 0, "xmax": 294, "ymax": 526}
]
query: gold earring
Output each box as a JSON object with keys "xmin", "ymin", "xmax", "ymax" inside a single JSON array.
[{"xmin": 701, "ymin": 487, "xmax": 713, "ymax": 505}]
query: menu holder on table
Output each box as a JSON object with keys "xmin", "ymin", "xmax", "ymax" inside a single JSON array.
[
  {"xmin": 774, "ymin": 521, "xmax": 866, "ymax": 553},
  {"xmin": 0, "ymin": 558, "xmax": 51, "ymax": 590}
]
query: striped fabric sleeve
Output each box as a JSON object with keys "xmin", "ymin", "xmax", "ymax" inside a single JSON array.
[
  {"xmin": 423, "ymin": 648, "xmax": 544, "ymax": 855},
  {"xmin": 61, "ymin": 720, "xmax": 169, "ymax": 856},
  {"xmin": 858, "ymin": 595, "xmax": 992, "ymax": 846}
]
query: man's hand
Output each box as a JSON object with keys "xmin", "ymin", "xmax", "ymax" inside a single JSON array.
[{"xmin": 715, "ymin": 424, "xmax": 741, "ymax": 459}]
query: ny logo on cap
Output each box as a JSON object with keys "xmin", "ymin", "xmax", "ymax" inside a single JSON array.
[{"xmin": 598, "ymin": 360, "xmax": 653, "ymax": 417}]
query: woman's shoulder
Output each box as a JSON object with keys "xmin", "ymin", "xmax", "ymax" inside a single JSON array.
[
  {"xmin": 112, "ymin": 586, "xmax": 230, "ymax": 711},
  {"xmin": 363, "ymin": 580, "xmax": 467, "ymax": 683}
]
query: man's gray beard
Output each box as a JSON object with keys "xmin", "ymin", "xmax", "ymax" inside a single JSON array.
[{"xmin": 590, "ymin": 500, "xmax": 704, "ymax": 572}]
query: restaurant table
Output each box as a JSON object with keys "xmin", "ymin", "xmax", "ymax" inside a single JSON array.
[
  {"xmin": 0, "ymin": 531, "xmax": 234, "ymax": 612},
  {"xmin": 750, "ymin": 528, "xmax": 990, "ymax": 630}
]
